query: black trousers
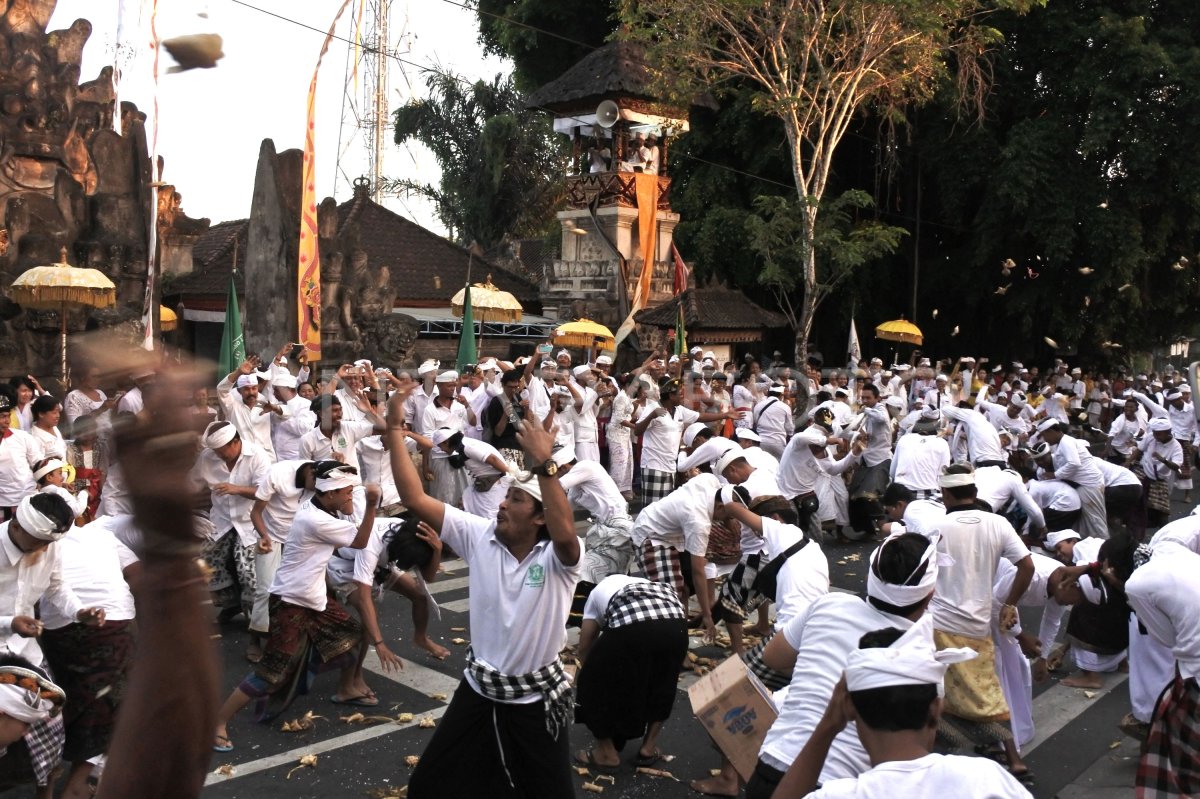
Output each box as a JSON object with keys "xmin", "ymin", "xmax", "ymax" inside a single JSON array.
[
  {"xmin": 745, "ymin": 758, "xmax": 788, "ymax": 799},
  {"xmin": 407, "ymin": 679, "xmax": 573, "ymax": 799}
]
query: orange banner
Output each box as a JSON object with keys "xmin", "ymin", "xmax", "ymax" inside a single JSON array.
[
  {"xmin": 298, "ymin": 0, "xmax": 353, "ymax": 361},
  {"xmin": 614, "ymin": 173, "xmax": 660, "ymax": 346}
]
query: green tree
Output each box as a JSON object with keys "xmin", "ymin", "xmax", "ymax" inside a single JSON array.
[
  {"xmin": 475, "ymin": 0, "xmax": 615, "ymax": 91},
  {"xmin": 389, "ymin": 72, "xmax": 568, "ymax": 249},
  {"xmin": 620, "ymin": 0, "xmax": 1041, "ymax": 364},
  {"xmin": 911, "ymin": 0, "xmax": 1200, "ymax": 360}
]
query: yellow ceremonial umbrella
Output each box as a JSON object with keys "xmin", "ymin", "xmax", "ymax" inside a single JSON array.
[
  {"xmin": 553, "ymin": 318, "xmax": 616, "ymax": 351},
  {"xmin": 160, "ymin": 305, "xmax": 178, "ymax": 332},
  {"xmin": 451, "ymin": 274, "xmax": 523, "ymax": 323},
  {"xmin": 874, "ymin": 318, "xmax": 924, "ymax": 347},
  {"xmin": 8, "ymin": 249, "xmax": 116, "ymax": 380}
]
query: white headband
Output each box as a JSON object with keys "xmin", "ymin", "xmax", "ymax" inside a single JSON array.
[
  {"xmin": 15, "ymin": 497, "xmax": 68, "ymax": 542},
  {"xmin": 1044, "ymin": 530, "xmax": 1081, "ymax": 549},
  {"xmin": 683, "ymin": 422, "xmax": 709, "ymax": 448},
  {"xmin": 435, "ymin": 370, "xmax": 460, "ymax": 384},
  {"xmin": 203, "ymin": 421, "xmax": 238, "ymax": 449},
  {"xmin": 938, "ymin": 470, "xmax": 975, "ymax": 488},
  {"xmin": 510, "ymin": 472, "xmax": 543, "ymax": 503},
  {"xmin": 1149, "ymin": 418, "xmax": 1172, "ymax": 433},
  {"xmin": 32, "ymin": 459, "xmax": 66, "ymax": 482},
  {"xmin": 844, "ymin": 615, "xmax": 977, "ymax": 696},
  {"xmin": 866, "ymin": 536, "xmax": 950, "ymax": 608},
  {"xmin": 314, "ymin": 470, "xmax": 360, "ymax": 492}
]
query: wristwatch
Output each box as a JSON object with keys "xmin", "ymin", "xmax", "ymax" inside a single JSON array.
[{"xmin": 529, "ymin": 459, "xmax": 559, "ymax": 478}]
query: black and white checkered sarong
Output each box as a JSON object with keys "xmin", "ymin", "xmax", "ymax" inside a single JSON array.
[
  {"xmin": 606, "ymin": 580, "xmax": 685, "ymax": 629},
  {"xmin": 717, "ymin": 552, "xmax": 768, "ymax": 622},
  {"xmin": 24, "ymin": 714, "xmax": 65, "ymax": 786},
  {"xmin": 742, "ymin": 631, "xmax": 790, "ymax": 692},
  {"xmin": 465, "ymin": 649, "xmax": 573, "ymax": 737},
  {"xmin": 635, "ymin": 540, "xmax": 686, "ymax": 598},
  {"xmin": 640, "ymin": 468, "xmax": 675, "ymax": 504},
  {"xmin": 1137, "ymin": 672, "xmax": 1200, "ymax": 797}
]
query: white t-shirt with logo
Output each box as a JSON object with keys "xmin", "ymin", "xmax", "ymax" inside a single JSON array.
[
  {"xmin": 637, "ymin": 403, "xmax": 700, "ymax": 472},
  {"xmin": 438, "ymin": 505, "xmax": 582, "ymax": 700}
]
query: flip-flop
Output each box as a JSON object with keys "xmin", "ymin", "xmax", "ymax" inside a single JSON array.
[
  {"xmin": 330, "ymin": 694, "xmax": 379, "ymax": 707},
  {"xmin": 1008, "ymin": 767, "xmax": 1035, "ymax": 785},
  {"xmin": 574, "ymin": 749, "xmax": 618, "ymax": 774},
  {"xmin": 213, "ymin": 735, "xmax": 234, "ymax": 753},
  {"xmin": 633, "ymin": 749, "xmax": 662, "ymax": 767}
]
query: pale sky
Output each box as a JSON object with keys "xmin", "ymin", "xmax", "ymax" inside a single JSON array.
[{"xmin": 47, "ymin": 0, "xmax": 510, "ymax": 233}]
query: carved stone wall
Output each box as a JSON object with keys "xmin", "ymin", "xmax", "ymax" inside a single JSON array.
[{"xmin": 0, "ymin": 2, "xmax": 207, "ymax": 377}]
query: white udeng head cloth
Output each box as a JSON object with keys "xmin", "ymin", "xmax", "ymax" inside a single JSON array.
[
  {"xmin": 865, "ymin": 535, "xmax": 951, "ymax": 608},
  {"xmin": 14, "ymin": 496, "xmax": 69, "ymax": 542},
  {"xmin": 509, "ymin": 472, "xmax": 544, "ymax": 503},
  {"xmin": 203, "ymin": 421, "xmax": 238, "ymax": 450},
  {"xmin": 938, "ymin": 467, "xmax": 975, "ymax": 488},
  {"xmin": 314, "ymin": 468, "xmax": 361, "ymax": 492},
  {"xmin": 844, "ymin": 615, "xmax": 977, "ymax": 697}
]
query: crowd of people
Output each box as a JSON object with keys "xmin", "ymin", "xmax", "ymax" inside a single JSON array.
[{"xmin": 0, "ymin": 339, "xmax": 1195, "ymax": 798}]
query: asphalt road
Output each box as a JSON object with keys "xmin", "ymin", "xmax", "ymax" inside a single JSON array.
[{"xmin": 196, "ymin": 509, "xmax": 1158, "ymax": 799}]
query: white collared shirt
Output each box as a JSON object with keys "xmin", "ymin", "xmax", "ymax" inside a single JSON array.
[
  {"xmin": 1126, "ymin": 545, "xmax": 1200, "ymax": 681},
  {"xmin": 558, "ymin": 460, "xmax": 628, "ymax": 521},
  {"xmin": 41, "ymin": 518, "xmax": 137, "ymax": 630},
  {"xmin": 254, "ymin": 460, "xmax": 313, "ymax": 542},
  {"xmin": 191, "ymin": 442, "xmax": 272, "ymax": 547},
  {"xmin": 270, "ymin": 499, "xmax": 358, "ymax": 611},
  {"xmin": 438, "ymin": 505, "xmax": 581, "ymax": 692},
  {"xmin": 631, "ymin": 473, "xmax": 719, "ymax": 554},
  {"xmin": 299, "ymin": 420, "xmax": 376, "ymax": 473},
  {"xmin": 273, "ymin": 395, "xmax": 316, "ymax": 461},
  {"xmin": 0, "ymin": 522, "xmax": 83, "ymax": 662},
  {"xmin": 216, "ymin": 376, "xmax": 281, "ymax": 460}
]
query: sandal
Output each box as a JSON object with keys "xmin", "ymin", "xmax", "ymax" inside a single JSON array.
[
  {"xmin": 213, "ymin": 734, "xmax": 234, "ymax": 753},
  {"xmin": 633, "ymin": 748, "xmax": 662, "ymax": 767},
  {"xmin": 574, "ymin": 749, "xmax": 618, "ymax": 774}
]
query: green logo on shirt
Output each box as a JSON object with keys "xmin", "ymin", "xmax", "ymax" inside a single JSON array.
[{"xmin": 525, "ymin": 564, "xmax": 545, "ymax": 589}]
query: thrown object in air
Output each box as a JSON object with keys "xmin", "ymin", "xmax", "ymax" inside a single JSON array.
[{"xmin": 162, "ymin": 33, "xmax": 225, "ymax": 73}]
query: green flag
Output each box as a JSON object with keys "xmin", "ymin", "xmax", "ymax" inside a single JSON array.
[
  {"xmin": 456, "ymin": 283, "xmax": 477, "ymax": 371},
  {"xmin": 218, "ymin": 276, "xmax": 245, "ymax": 377},
  {"xmin": 674, "ymin": 304, "xmax": 687, "ymax": 357}
]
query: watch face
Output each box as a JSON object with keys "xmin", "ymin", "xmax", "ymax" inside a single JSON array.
[{"xmin": 544, "ymin": 462, "xmax": 558, "ymax": 476}]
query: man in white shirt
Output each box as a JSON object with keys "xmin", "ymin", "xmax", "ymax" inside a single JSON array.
[
  {"xmin": 216, "ymin": 361, "xmax": 288, "ymax": 461},
  {"xmin": 942, "ymin": 402, "xmax": 1009, "ymax": 468},
  {"xmin": 420, "ymin": 371, "xmax": 473, "ymax": 507},
  {"xmin": 1164, "ymin": 387, "xmax": 1197, "ymax": 498},
  {"xmin": 847, "ymin": 384, "xmax": 894, "ymax": 499},
  {"xmin": 1035, "ymin": 420, "xmax": 1108, "ymax": 539},
  {"xmin": 736, "ymin": 533, "xmax": 939, "ymax": 799},
  {"xmin": 213, "ymin": 464, "xmax": 381, "ymax": 751},
  {"xmin": 777, "ymin": 425, "xmax": 840, "ymax": 537},
  {"xmin": 930, "ymin": 464, "xmax": 1034, "ymax": 780},
  {"xmin": 300, "ymin": 394, "xmax": 385, "ymax": 475},
  {"xmin": 631, "ymin": 473, "xmax": 724, "ymax": 641},
  {"xmin": 752, "ymin": 385, "xmax": 794, "ymax": 458},
  {"xmin": 570, "ymin": 365, "xmax": 602, "ymax": 462},
  {"xmin": 0, "ymin": 493, "xmax": 105, "ymax": 791},
  {"xmin": 192, "ymin": 422, "xmax": 274, "ymax": 634},
  {"xmin": 773, "ymin": 615, "xmax": 1032, "ymax": 799},
  {"xmin": 383, "ymin": 382, "xmax": 582, "ymax": 799},
  {"xmin": 890, "ymin": 411, "xmax": 950, "ymax": 499},
  {"xmin": 270, "ymin": 373, "xmax": 315, "ymax": 461},
  {"xmin": 556, "ymin": 447, "xmax": 632, "ymax": 583},
  {"xmin": 405, "ymin": 359, "xmax": 440, "ymax": 431},
  {"xmin": 247, "ymin": 459, "xmax": 317, "ymax": 660},
  {"xmin": 634, "ymin": 378, "xmax": 737, "ymax": 504},
  {"xmin": 1125, "ymin": 541, "xmax": 1200, "ymax": 797}
]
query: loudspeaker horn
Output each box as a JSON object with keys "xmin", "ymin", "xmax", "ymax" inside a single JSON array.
[{"xmin": 595, "ymin": 100, "xmax": 620, "ymax": 129}]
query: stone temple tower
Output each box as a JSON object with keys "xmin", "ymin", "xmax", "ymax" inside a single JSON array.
[{"xmin": 525, "ymin": 41, "xmax": 691, "ymax": 335}]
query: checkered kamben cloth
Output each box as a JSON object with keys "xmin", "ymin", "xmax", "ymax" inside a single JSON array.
[
  {"xmin": 1137, "ymin": 672, "xmax": 1200, "ymax": 798},
  {"xmin": 635, "ymin": 540, "xmax": 686, "ymax": 598},
  {"xmin": 606, "ymin": 580, "xmax": 685, "ymax": 629},
  {"xmin": 466, "ymin": 648, "xmax": 573, "ymax": 738},
  {"xmin": 25, "ymin": 714, "xmax": 65, "ymax": 786}
]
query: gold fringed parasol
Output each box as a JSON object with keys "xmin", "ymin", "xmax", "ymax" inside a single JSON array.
[
  {"xmin": 8, "ymin": 248, "xmax": 117, "ymax": 380},
  {"xmin": 874, "ymin": 318, "xmax": 924, "ymax": 346},
  {"xmin": 451, "ymin": 275, "xmax": 523, "ymax": 323},
  {"xmin": 160, "ymin": 305, "xmax": 178, "ymax": 332},
  {"xmin": 552, "ymin": 318, "xmax": 615, "ymax": 351}
]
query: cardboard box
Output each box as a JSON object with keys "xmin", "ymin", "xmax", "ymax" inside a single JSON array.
[{"xmin": 688, "ymin": 654, "xmax": 779, "ymax": 781}]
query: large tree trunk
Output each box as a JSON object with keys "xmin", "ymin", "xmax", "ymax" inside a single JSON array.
[{"xmin": 793, "ymin": 203, "xmax": 819, "ymax": 368}]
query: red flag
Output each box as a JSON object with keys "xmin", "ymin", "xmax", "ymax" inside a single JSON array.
[{"xmin": 671, "ymin": 242, "xmax": 689, "ymax": 296}]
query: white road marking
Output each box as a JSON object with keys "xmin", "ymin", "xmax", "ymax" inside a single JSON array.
[
  {"xmin": 439, "ymin": 598, "xmax": 470, "ymax": 613},
  {"xmin": 1024, "ymin": 673, "xmax": 1128, "ymax": 754},
  {"xmin": 438, "ymin": 558, "xmax": 466, "ymax": 573},
  {"xmin": 426, "ymin": 576, "xmax": 470, "ymax": 595}
]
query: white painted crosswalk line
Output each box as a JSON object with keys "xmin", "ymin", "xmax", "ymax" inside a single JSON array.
[
  {"xmin": 438, "ymin": 558, "xmax": 467, "ymax": 573},
  {"xmin": 427, "ymin": 576, "xmax": 471, "ymax": 595},
  {"xmin": 439, "ymin": 598, "xmax": 470, "ymax": 613},
  {"xmin": 1023, "ymin": 673, "xmax": 1127, "ymax": 754}
]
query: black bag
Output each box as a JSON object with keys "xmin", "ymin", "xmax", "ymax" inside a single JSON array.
[{"xmin": 753, "ymin": 538, "xmax": 810, "ymax": 602}]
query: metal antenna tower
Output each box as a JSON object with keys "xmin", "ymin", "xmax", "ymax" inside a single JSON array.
[{"xmin": 335, "ymin": 0, "xmax": 414, "ymax": 205}]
